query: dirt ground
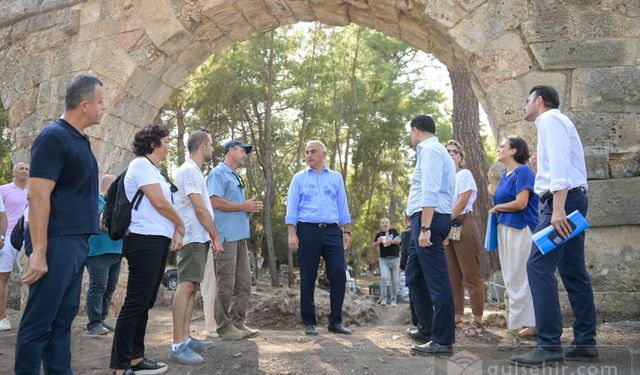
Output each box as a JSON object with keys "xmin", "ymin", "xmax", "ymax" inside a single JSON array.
[{"xmin": 1, "ymin": 283, "xmax": 638, "ymax": 375}]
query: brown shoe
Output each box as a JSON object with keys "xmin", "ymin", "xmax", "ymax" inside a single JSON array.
[
  {"xmin": 218, "ymin": 324, "xmax": 250, "ymax": 341},
  {"xmin": 234, "ymin": 322, "xmax": 260, "ymax": 338}
]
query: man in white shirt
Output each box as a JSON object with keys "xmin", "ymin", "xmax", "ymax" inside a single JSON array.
[
  {"xmin": 170, "ymin": 130, "xmax": 223, "ymax": 365},
  {"xmin": 511, "ymin": 86, "xmax": 597, "ymax": 367}
]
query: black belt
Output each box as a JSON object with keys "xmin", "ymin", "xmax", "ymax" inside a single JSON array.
[
  {"xmin": 410, "ymin": 212, "xmax": 450, "ymax": 219},
  {"xmin": 540, "ymin": 187, "xmax": 586, "ymax": 204},
  {"xmin": 299, "ymin": 222, "xmax": 338, "ymax": 228}
]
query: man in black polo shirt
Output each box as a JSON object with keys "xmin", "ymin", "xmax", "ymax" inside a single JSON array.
[
  {"xmin": 372, "ymin": 217, "xmax": 401, "ymax": 306},
  {"xmin": 15, "ymin": 74, "xmax": 104, "ymax": 374}
]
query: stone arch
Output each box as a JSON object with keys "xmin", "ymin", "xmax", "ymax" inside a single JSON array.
[{"xmin": 1, "ymin": 0, "xmax": 639, "ymax": 317}]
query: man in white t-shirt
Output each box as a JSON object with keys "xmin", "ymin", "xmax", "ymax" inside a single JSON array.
[{"xmin": 170, "ymin": 130, "xmax": 223, "ymax": 365}]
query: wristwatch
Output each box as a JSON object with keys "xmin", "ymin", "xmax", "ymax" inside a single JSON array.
[
  {"xmin": 0, "ymin": 235, "xmax": 5, "ymax": 241},
  {"xmin": 420, "ymin": 226, "xmax": 430, "ymax": 233}
]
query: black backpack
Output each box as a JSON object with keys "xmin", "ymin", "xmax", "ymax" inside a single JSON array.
[
  {"xmin": 102, "ymin": 170, "xmax": 144, "ymax": 240},
  {"xmin": 10, "ymin": 215, "xmax": 26, "ymax": 250}
]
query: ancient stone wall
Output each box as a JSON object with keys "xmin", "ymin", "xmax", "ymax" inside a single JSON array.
[{"xmin": 1, "ymin": 0, "xmax": 638, "ymax": 318}]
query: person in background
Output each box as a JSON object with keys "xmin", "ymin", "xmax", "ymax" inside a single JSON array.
[
  {"xmin": 0, "ymin": 162, "xmax": 29, "ymax": 331},
  {"xmin": 372, "ymin": 217, "xmax": 401, "ymax": 306},
  {"xmin": 110, "ymin": 124, "xmax": 184, "ymax": 375},
  {"xmin": 86, "ymin": 174, "xmax": 122, "ymax": 336},
  {"xmin": 444, "ymin": 139, "xmax": 486, "ymax": 337},
  {"xmin": 491, "ymin": 136, "xmax": 538, "ymax": 349}
]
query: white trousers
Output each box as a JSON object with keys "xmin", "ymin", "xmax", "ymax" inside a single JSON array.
[
  {"xmin": 201, "ymin": 250, "xmax": 217, "ymax": 333},
  {"xmin": 497, "ymin": 224, "xmax": 536, "ymax": 329}
]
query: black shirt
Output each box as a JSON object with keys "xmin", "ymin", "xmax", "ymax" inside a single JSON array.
[
  {"xmin": 374, "ymin": 228, "xmax": 401, "ymax": 258},
  {"xmin": 30, "ymin": 118, "xmax": 99, "ymax": 236},
  {"xmin": 400, "ymin": 226, "xmax": 411, "ymax": 270}
]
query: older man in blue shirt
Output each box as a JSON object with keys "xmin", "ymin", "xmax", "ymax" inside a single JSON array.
[
  {"xmin": 405, "ymin": 115, "xmax": 456, "ymax": 356},
  {"xmin": 286, "ymin": 140, "xmax": 353, "ymax": 336}
]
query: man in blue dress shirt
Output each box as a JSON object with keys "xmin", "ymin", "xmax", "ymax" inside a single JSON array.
[
  {"xmin": 511, "ymin": 86, "xmax": 597, "ymax": 367},
  {"xmin": 405, "ymin": 115, "xmax": 456, "ymax": 356},
  {"xmin": 286, "ymin": 140, "xmax": 353, "ymax": 336}
]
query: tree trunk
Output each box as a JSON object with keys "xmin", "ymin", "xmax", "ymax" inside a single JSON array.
[
  {"xmin": 262, "ymin": 32, "xmax": 280, "ymax": 288},
  {"xmin": 175, "ymin": 94, "xmax": 185, "ymax": 166},
  {"xmin": 448, "ymin": 64, "xmax": 499, "ymax": 278},
  {"xmin": 341, "ymin": 27, "xmax": 362, "ymax": 181}
]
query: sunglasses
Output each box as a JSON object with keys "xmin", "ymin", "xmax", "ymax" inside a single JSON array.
[
  {"xmin": 447, "ymin": 149, "xmax": 461, "ymax": 155},
  {"xmin": 232, "ymin": 172, "xmax": 245, "ymax": 190}
]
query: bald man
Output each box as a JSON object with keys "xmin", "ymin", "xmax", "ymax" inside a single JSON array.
[{"xmin": 85, "ymin": 174, "xmax": 123, "ymax": 335}]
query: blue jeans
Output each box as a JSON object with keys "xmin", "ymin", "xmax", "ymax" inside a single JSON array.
[
  {"xmin": 379, "ymin": 257, "xmax": 400, "ymax": 303},
  {"xmin": 405, "ymin": 213, "xmax": 455, "ymax": 345},
  {"xmin": 86, "ymin": 253, "xmax": 122, "ymax": 329},
  {"xmin": 527, "ymin": 190, "xmax": 595, "ymax": 350},
  {"xmin": 16, "ymin": 235, "xmax": 89, "ymax": 375}
]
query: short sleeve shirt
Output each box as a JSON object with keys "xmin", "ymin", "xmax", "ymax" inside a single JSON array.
[
  {"xmin": 454, "ymin": 169, "xmax": 477, "ymax": 214},
  {"xmin": 125, "ymin": 157, "xmax": 175, "ymax": 239},
  {"xmin": 493, "ymin": 164, "xmax": 539, "ymax": 231},
  {"xmin": 0, "ymin": 183, "xmax": 29, "ymax": 236},
  {"xmin": 88, "ymin": 194, "xmax": 123, "ymax": 256},
  {"xmin": 29, "ymin": 118, "xmax": 99, "ymax": 236},
  {"xmin": 206, "ymin": 162, "xmax": 249, "ymax": 243},
  {"xmin": 174, "ymin": 158, "xmax": 214, "ymax": 245},
  {"xmin": 374, "ymin": 228, "xmax": 401, "ymax": 258}
]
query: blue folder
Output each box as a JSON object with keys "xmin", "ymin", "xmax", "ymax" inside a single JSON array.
[
  {"xmin": 531, "ymin": 210, "xmax": 590, "ymax": 255},
  {"xmin": 484, "ymin": 212, "xmax": 498, "ymax": 251}
]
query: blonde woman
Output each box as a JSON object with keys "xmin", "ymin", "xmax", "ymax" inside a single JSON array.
[{"xmin": 444, "ymin": 140, "xmax": 485, "ymax": 337}]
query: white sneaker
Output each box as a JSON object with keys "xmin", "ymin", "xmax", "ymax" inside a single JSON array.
[
  {"xmin": 0, "ymin": 317, "xmax": 11, "ymax": 331},
  {"xmin": 380, "ymin": 300, "xmax": 387, "ymax": 306},
  {"xmin": 391, "ymin": 301, "xmax": 398, "ymax": 307}
]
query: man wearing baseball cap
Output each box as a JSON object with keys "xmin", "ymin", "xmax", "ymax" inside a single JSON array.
[{"xmin": 202, "ymin": 140, "xmax": 263, "ymax": 340}]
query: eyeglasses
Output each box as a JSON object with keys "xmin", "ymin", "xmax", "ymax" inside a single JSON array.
[{"xmin": 447, "ymin": 149, "xmax": 460, "ymax": 155}]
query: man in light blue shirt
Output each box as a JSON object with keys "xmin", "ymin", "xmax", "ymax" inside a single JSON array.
[
  {"xmin": 286, "ymin": 140, "xmax": 353, "ymax": 336},
  {"xmin": 205, "ymin": 140, "xmax": 263, "ymax": 341},
  {"xmin": 405, "ymin": 115, "xmax": 456, "ymax": 356}
]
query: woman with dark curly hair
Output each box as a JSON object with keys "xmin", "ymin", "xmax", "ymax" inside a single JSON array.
[{"xmin": 110, "ymin": 124, "xmax": 185, "ymax": 375}]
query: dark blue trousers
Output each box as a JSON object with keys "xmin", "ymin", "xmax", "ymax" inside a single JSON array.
[
  {"xmin": 527, "ymin": 191, "xmax": 596, "ymax": 350},
  {"xmin": 86, "ymin": 253, "xmax": 122, "ymax": 329},
  {"xmin": 15, "ymin": 235, "xmax": 89, "ymax": 375},
  {"xmin": 297, "ymin": 223, "xmax": 346, "ymax": 326},
  {"xmin": 405, "ymin": 213, "xmax": 455, "ymax": 344}
]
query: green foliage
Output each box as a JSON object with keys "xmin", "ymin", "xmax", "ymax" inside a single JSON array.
[
  {"xmin": 0, "ymin": 104, "xmax": 14, "ymax": 184},
  {"xmin": 160, "ymin": 24, "xmax": 465, "ymax": 272}
]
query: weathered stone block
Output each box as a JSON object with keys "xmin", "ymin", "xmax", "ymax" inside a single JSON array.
[
  {"xmin": 571, "ymin": 67, "xmax": 640, "ymax": 112},
  {"xmin": 584, "ymin": 225, "xmax": 640, "ymax": 292},
  {"xmin": 475, "ymin": 31, "xmax": 531, "ymax": 86},
  {"xmin": 139, "ymin": 77, "xmax": 174, "ymax": 109},
  {"xmin": 598, "ymin": 0, "xmax": 640, "ymax": 17},
  {"xmin": 522, "ymin": 5, "xmax": 640, "ymax": 43},
  {"xmin": 566, "ymin": 111, "xmax": 639, "ymax": 149},
  {"xmin": 25, "ymin": 28, "xmax": 69, "ymax": 54},
  {"xmin": 79, "ymin": 0, "xmax": 102, "ymax": 26},
  {"xmin": 495, "ymin": 120, "xmax": 537, "ymax": 149},
  {"xmin": 399, "ymin": 15, "xmax": 430, "ymax": 52},
  {"xmin": 111, "ymin": 93, "xmax": 160, "ymax": 125},
  {"xmin": 237, "ymin": 0, "xmax": 279, "ymax": 31},
  {"xmin": 373, "ymin": 18, "xmax": 400, "ymax": 39},
  {"xmin": 176, "ymin": 41, "xmax": 212, "ymax": 72},
  {"xmin": 109, "ymin": 30, "xmax": 144, "ymax": 52},
  {"xmin": 8, "ymin": 88, "xmax": 37, "ymax": 126},
  {"xmin": 91, "ymin": 41, "xmax": 136, "ymax": 86},
  {"xmin": 124, "ymin": 68, "xmax": 154, "ymax": 97},
  {"xmin": 162, "ymin": 63, "xmax": 189, "ymax": 89},
  {"xmin": 128, "ymin": 34, "xmax": 163, "ymax": 68},
  {"xmin": 423, "ymin": 0, "xmax": 467, "ymax": 29},
  {"xmin": 449, "ymin": 0, "xmax": 528, "ymax": 54},
  {"xmin": 28, "ymin": 50, "xmax": 54, "ymax": 85},
  {"xmin": 311, "ymin": 3, "xmax": 349, "ymax": 26},
  {"xmin": 584, "ymin": 146, "xmax": 610, "ymax": 180},
  {"xmin": 139, "ymin": 0, "xmax": 188, "ymax": 48},
  {"xmin": 609, "ymin": 147, "xmax": 640, "ymax": 178},
  {"xmin": 457, "ymin": 0, "xmax": 488, "ymax": 12},
  {"xmin": 530, "ymin": 39, "xmax": 637, "ymax": 69},
  {"xmin": 484, "ymin": 79, "xmax": 526, "ymax": 125},
  {"xmin": 265, "ymin": 0, "xmax": 298, "ymax": 25},
  {"xmin": 368, "ymin": 1, "xmax": 400, "ymax": 23},
  {"xmin": 587, "ymin": 177, "xmax": 640, "ymax": 226},
  {"xmin": 348, "ymin": 6, "xmax": 376, "ymax": 30},
  {"xmin": 283, "ymin": 0, "xmax": 316, "ymax": 22},
  {"xmin": 520, "ymin": 71, "xmax": 569, "ymax": 109},
  {"xmin": 0, "ymin": 46, "xmax": 33, "ymax": 109}
]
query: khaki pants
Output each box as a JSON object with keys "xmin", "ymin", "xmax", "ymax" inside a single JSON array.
[
  {"xmin": 19, "ymin": 250, "xmax": 29, "ymax": 316},
  {"xmin": 444, "ymin": 212, "xmax": 485, "ymax": 317},
  {"xmin": 201, "ymin": 250, "xmax": 217, "ymax": 333},
  {"xmin": 214, "ymin": 240, "xmax": 251, "ymax": 331}
]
